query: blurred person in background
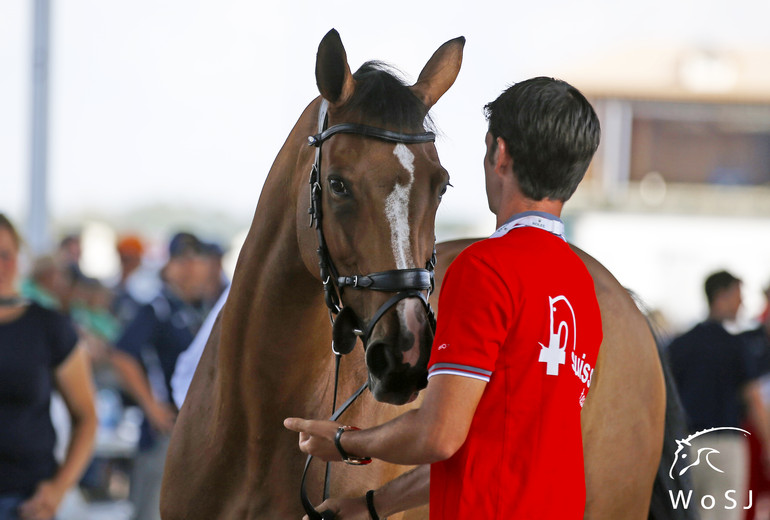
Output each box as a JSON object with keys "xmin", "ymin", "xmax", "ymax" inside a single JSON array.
[
  {"xmin": 200, "ymin": 241, "xmax": 228, "ymax": 314},
  {"xmin": 70, "ymin": 277, "xmax": 120, "ymax": 346},
  {"xmin": 19, "ymin": 256, "xmax": 71, "ymax": 311},
  {"xmin": 56, "ymin": 234, "xmax": 85, "ymax": 287},
  {"xmin": 760, "ymin": 284, "xmax": 770, "ymax": 325},
  {"xmin": 56, "ymin": 235, "xmax": 84, "ymax": 283},
  {"xmin": 109, "ymin": 231, "xmax": 208, "ymax": 520},
  {"xmin": 739, "ymin": 282, "xmax": 770, "ymax": 520},
  {"xmin": 111, "ymin": 235, "xmax": 146, "ymax": 330},
  {"xmin": 171, "ymin": 284, "xmax": 230, "ymax": 409},
  {"xmin": 667, "ymin": 270, "xmax": 770, "ymax": 520},
  {"xmin": 68, "ymin": 277, "xmax": 121, "ymax": 367},
  {"xmin": 0, "ymin": 214, "xmax": 97, "ymax": 520},
  {"xmin": 170, "ymin": 239, "xmax": 231, "ymax": 409}
]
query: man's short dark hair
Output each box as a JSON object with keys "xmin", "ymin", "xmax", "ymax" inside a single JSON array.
[
  {"xmin": 484, "ymin": 77, "xmax": 600, "ymax": 202},
  {"xmin": 704, "ymin": 270, "xmax": 741, "ymax": 305}
]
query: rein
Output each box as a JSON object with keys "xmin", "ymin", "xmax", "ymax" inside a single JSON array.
[{"xmin": 300, "ymin": 99, "xmax": 438, "ymax": 520}]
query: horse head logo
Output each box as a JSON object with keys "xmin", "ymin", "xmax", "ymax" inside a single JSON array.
[
  {"xmin": 668, "ymin": 427, "xmax": 750, "ymax": 479},
  {"xmin": 538, "ymin": 295, "xmax": 576, "ymax": 376}
]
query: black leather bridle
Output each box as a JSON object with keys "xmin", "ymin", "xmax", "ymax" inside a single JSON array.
[
  {"xmin": 307, "ymin": 99, "xmax": 438, "ymax": 346},
  {"xmin": 300, "ymin": 99, "xmax": 438, "ymax": 519}
]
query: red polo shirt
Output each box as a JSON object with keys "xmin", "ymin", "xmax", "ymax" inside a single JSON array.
[{"xmin": 427, "ymin": 224, "xmax": 602, "ymax": 519}]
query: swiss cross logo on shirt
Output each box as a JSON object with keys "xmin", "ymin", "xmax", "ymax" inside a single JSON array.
[
  {"xmin": 538, "ymin": 295, "xmax": 575, "ymax": 376},
  {"xmin": 538, "ymin": 295, "xmax": 594, "ymax": 405}
]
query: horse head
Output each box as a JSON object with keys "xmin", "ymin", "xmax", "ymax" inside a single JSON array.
[
  {"xmin": 668, "ymin": 439, "xmax": 690, "ymax": 480},
  {"xmin": 298, "ymin": 30, "xmax": 464, "ymax": 405}
]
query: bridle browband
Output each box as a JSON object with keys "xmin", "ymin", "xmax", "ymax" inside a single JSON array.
[
  {"xmin": 309, "ymin": 121, "xmax": 437, "ymax": 147},
  {"xmin": 300, "ymin": 99, "xmax": 438, "ymax": 519}
]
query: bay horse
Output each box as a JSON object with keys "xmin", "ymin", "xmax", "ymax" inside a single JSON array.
[
  {"xmin": 161, "ymin": 29, "xmax": 463, "ymax": 518},
  {"xmin": 162, "ymin": 29, "xmax": 684, "ymax": 519}
]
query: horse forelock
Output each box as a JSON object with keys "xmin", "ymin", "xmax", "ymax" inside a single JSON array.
[{"xmin": 345, "ymin": 61, "xmax": 436, "ymax": 132}]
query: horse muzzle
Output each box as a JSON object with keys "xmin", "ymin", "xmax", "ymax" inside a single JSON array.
[{"xmin": 364, "ymin": 297, "xmax": 432, "ymax": 404}]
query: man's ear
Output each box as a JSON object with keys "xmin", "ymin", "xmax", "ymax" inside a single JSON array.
[{"xmin": 494, "ymin": 137, "xmax": 513, "ymax": 178}]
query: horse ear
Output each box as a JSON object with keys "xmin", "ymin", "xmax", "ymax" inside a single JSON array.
[
  {"xmin": 332, "ymin": 306, "xmax": 360, "ymax": 355},
  {"xmin": 315, "ymin": 29, "xmax": 356, "ymax": 107},
  {"xmin": 410, "ymin": 36, "xmax": 465, "ymax": 110}
]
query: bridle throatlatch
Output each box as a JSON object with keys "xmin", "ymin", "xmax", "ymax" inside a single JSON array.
[{"xmin": 300, "ymin": 99, "xmax": 438, "ymax": 520}]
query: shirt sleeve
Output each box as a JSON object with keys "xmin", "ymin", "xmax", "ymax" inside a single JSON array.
[
  {"xmin": 115, "ymin": 303, "xmax": 158, "ymax": 360},
  {"xmin": 428, "ymin": 247, "xmax": 513, "ymax": 383},
  {"xmin": 48, "ymin": 308, "xmax": 79, "ymax": 367}
]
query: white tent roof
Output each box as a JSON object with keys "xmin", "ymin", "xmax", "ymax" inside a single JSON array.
[{"xmin": 555, "ymin": 45, "xmax": 770, "ymax": 103}]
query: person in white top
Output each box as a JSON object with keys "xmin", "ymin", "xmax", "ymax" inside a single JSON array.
[{"xmin": 171, "ymin": 285, "xmax": 230, "ymax": 409}]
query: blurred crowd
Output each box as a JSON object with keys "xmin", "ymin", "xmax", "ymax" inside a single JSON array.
[
  {"xmin": 665, "ymin": 271, "xmax": 770, "ymax": 520},
  {"xmin": 5, "ymin": 207, "xmax": 770, "ymax": 520},
  {"xmin": 0, "ymin": 213, "xmax": 229, "ymax": 520}
]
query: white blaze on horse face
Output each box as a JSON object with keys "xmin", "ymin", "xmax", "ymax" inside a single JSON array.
[
  {"xmin": 387, "ymin": 144, "xmax": 424, "ymax": 366},
  {"xmin": 386, "ymin": 143, "xmax": 415, "ymax": 270},
  {"xmin": 400, "ymin": 298, "xmax": 424, "ymax": 367}
]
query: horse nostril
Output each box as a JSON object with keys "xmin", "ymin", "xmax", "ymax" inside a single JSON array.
[{"xmin": 366, "ymin": 341, "xmax": 395, "ymax": 376}]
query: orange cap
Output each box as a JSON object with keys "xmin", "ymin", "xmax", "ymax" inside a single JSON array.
[{"xmin": 117, "ymin": 235, "xmax": 144, "ymax": 257}]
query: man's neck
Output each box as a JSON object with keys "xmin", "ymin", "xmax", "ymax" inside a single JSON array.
[
  {"xmin": 707, "ymin": 311, "xmax": 733, "ymax": 324},
  {"xmin": 496, "ymin": 198, "xmax": 564, "ymax": 228}
]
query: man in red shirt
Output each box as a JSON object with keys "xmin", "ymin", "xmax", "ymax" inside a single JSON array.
[{"xmin": 285, "ymin": 76, "xmax": 603, "ymax": 519}]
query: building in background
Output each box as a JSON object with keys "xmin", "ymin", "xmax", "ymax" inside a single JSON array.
[{"xmin": 557, "ymin": 45, "xmax": 770, "ymax": 332}]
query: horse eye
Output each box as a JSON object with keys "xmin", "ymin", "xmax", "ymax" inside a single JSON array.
[
  {"xmin": 328, "ymin": 178, "xmax": 349, "ymax": 196},
  {"xmin": 439, "ymin": 182, "xmax": 452, "ymax": 200}
]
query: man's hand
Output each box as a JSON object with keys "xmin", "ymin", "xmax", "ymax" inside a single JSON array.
[
  {"xmin": 284, "ymin": 418, "xmax": 346, "ymax": 462},
  {"xmin": 302, "ymin": 496, "xmax": 371, "ymax": 520},
  {"xmin": 17, "ymin": 480, "xmax": 66, "ymax": 520}
]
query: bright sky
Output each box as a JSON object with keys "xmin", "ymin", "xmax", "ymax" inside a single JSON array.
[
  {"xmin": 2, "ymin": 0, "xmax": 770, "ymax": 328},
  {"xmin": 3, "ymin": 0, "xmax": 769, "ymax": 226}
]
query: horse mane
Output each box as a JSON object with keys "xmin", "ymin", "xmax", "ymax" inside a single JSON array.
[{"xmin": 347, "ymin": 61, "xmax": 436, "ymax": 132}]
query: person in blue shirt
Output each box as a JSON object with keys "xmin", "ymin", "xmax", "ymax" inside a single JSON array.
[{"xmin": 110, "ymin": 232, "xmax": 208, "ymax": 520}]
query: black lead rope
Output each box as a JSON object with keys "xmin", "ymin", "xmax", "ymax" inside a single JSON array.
[
  {"xmin": 300, "ymin": 378, "xmax": 369, "ymax": 520},
  {"xmin": 322, "ymin": 352, "xmax": 343, "ymax": 501}
]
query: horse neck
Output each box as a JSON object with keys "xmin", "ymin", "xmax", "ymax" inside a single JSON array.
[{"xmin": 217, "ymin": 99, "xmax": 342, "ymax": 417}]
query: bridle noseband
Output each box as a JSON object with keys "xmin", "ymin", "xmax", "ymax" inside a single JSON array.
[{"xmin": 300, "ymin": 99, "xmax": 439, "ymax": 519}]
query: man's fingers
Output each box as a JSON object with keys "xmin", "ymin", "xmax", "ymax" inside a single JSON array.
[
  {"xmin": 284, "ymin": 418, "xmax": 341, "ymax": 438},
  {"xmin": 284, "ymin": 417, "xmax": 310, "ymax": 432}
]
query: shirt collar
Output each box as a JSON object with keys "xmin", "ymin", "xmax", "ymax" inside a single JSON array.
[{"xmin": 490, "ymin": 211, "xmax": 566, "ymax": 240}]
